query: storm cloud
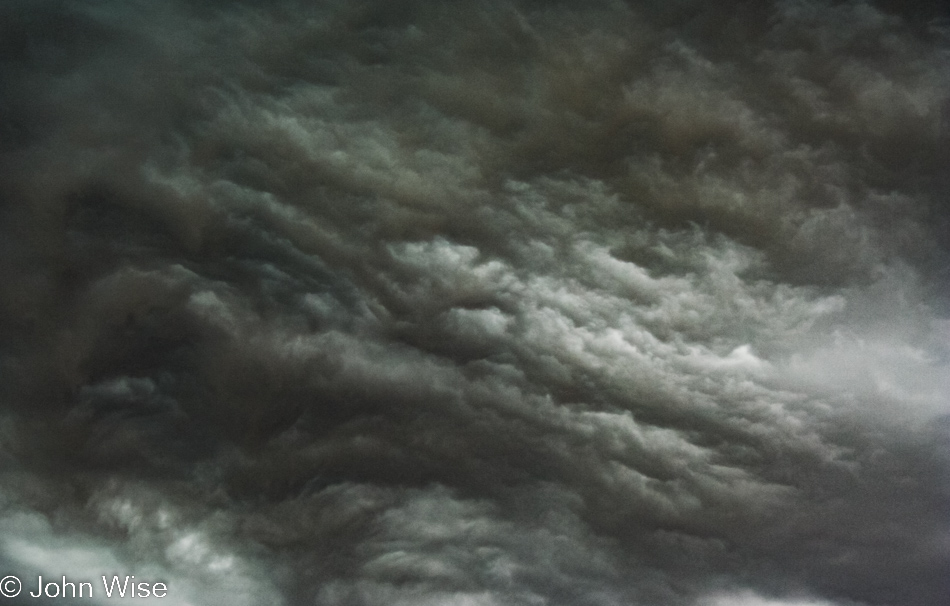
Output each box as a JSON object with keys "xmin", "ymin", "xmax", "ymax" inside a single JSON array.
[{"xmin": 1, "ymin": 1, "xmax": 948, "ymax": 605}]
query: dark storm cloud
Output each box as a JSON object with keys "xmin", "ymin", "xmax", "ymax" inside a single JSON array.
[{"xmin": 1, "ymin": 1, "xmax": 948, "ymax": 605}]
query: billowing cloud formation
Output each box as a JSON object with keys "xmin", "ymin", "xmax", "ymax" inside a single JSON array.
[{"xmin": 1, "ymin": 1, "xmax": 948, "ymax": 605}]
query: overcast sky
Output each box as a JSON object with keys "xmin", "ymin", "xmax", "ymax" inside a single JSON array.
[{"xmin": 1, "ymin": 1, "xmax": 948, "ymax": 605}]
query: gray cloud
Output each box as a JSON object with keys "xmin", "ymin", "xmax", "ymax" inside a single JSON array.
[{"xmin": 1, "ymin": 1, "xmax": 948, "ymax": 605}]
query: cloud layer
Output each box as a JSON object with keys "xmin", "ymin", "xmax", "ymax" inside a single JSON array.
[{"xmin": 1, "ymin": 1, "xmax": 948, "ymax": 605}]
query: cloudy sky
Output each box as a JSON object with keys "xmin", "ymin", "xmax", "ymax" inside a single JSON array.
[{"xmin": 1, "ymin": 1, "xmax": 948, "ymax": 605}]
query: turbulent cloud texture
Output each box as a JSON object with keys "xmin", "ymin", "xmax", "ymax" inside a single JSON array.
[{"xmin": 1, "ymin": 1, "xmax": 948, "ymax": 605}]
